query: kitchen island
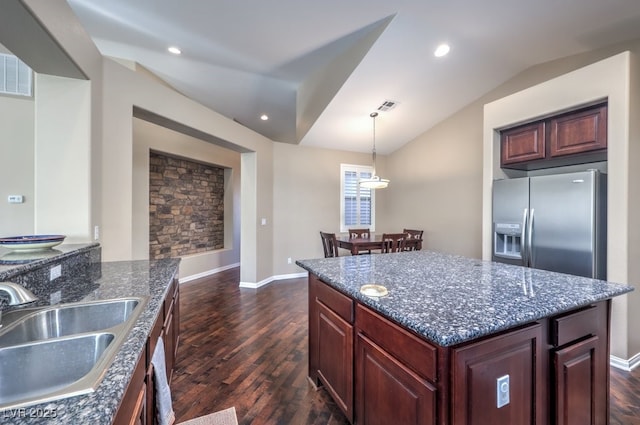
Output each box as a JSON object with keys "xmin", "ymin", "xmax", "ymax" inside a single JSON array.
[
  {"xmin": 0, "ymin": 251, "xmax": 180, "ymax": 425},
  {"xmin": 296, "ymin": 250, "xmax": 634, "ymax": 425}
]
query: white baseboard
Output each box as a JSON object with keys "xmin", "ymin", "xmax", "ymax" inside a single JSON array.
[
  {"xmin": 610, "ymin": 353, "xmax": 640, "ymax": 371},
  {"xmin": 239, "ymin": 271, "xmax": 308, "ymax": 289},
  {"xmin": 178, "ymin": 262, "xmax": 240, "ymax": 284}
]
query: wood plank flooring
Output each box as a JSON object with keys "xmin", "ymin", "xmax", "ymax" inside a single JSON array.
[{"xmin": 171, "ymin": 267, "xmax": 640, "ymax": 424}]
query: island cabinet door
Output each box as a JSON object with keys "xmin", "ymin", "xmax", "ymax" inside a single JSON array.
[
  {"xmin": 356, "ymin": 333, "xmax": 437, "ymax": 425},
  {"xmin": 309, "ymin": 275, "xmax": 355, "ymax": 423},
  {"xmin": 553, "ymin": 336, "xmax": 602, "ymax": 425},
  {"xmin": 316, "ymin": 300, "xmax": 354, "ymax": 422},
  {"xmin": 451, "ymin": 324, "xmax": 543, "ymax": 425},
  {"xmin": 550, "ymin": 301, "xmax": 609, "ymax": 425}
]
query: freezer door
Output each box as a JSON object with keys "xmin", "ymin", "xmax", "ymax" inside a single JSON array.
[
  {"xmin": 529, "ymin": 171, "xmax": 602, "ymax": 278},
  {"xmin": 492, "ymin": 177, "xmax": 529, "ymax": 265}
]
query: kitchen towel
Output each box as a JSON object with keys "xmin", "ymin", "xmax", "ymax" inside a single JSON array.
[{"xmin": 152, "ymin": 336, "xmax": 176, "ymax": 425}]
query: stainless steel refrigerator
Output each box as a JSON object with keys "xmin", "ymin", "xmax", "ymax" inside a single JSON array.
[{"xmin": 492, "ymin": 170, "xmax": 607, "ymax": 279}]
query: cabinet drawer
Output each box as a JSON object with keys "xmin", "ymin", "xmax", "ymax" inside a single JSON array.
[
  {"xmin": 311, "ymin": 275, "xmax": 354, "ymax": 323},
  {"xmin": 551, "ymin": 305, "xmax": 600, "ymax": 347},
  {"xmin": 356, "ymin": 304, "xmax": 437, "ymax": 382}
]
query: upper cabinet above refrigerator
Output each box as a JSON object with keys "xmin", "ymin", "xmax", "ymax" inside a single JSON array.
[{"xmin": 500, "ymin": 102, "xmax": 608, "ymax": 171}]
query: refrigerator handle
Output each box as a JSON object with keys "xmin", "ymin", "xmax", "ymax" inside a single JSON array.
[
  {"xmin": 521, "ymin": 208, "xmax": 528, "ymax": 266},
  {"xmin": 527, "ymin": 208, "xmax": 535, "ymax": 267}
]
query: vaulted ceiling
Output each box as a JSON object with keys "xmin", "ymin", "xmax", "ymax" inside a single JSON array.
[{"xmin": 67, "ymin": 0, "xmax": 640, "ymax": 154}]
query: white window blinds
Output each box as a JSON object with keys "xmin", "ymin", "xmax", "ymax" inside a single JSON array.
[
  {"xmin": 341, "ymin": 164, "xmax": 375, "ymax": 232},
  {"xmin": 0, "ymin": 53, "xmax": 33, "ymax": 97}
]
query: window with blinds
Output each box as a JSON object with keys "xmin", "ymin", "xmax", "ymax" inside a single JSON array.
[
  {"xmin": 0, "ymin": 53, "xmax": 33, "ymax": 97},
  {"xmin": 340, "ymin": 164, "xmax": 375, "ymax": 232}
]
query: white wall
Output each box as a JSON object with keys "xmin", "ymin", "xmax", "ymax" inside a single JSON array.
[{"xmin": 0, "ymin": 94, "xmax": 34, "ymax": 237}]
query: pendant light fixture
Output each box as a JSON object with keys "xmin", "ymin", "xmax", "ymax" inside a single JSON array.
[{"xmin": 359, "ymin": 112, "xmax": 390, "ymax": 189}]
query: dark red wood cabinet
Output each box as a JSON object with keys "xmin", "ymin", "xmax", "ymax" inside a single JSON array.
[
  {"xmin": 452, "ymin": 325, "xmax": 543, "ymax": 425},
  {"xmin": 113, "ymin": 278, "xmax": 181, "ymax": 425},
  {"xmin": 309, "ymin": 275, "xmax": 355, "ymax": 422},
  {"xmin": 308, "ymin": 275, "xmax": 612, "ymax": 425},
  {"xmin": 500, "ymin": 102, "xmax": 607, "ymax": 170}
]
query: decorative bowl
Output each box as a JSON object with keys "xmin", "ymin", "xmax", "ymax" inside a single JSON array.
[{"xmin": 0, "ymin": 235, "xmax": 66, "ymax": 252}]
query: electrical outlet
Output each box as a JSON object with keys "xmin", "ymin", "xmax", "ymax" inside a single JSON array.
[
  {"xmin": 7, "ymin": 195, "xmax": 23, "ymax": 204},
  {"xmin": 50, "ymin": 265, "xmax": 62, "ymax": 281},
  {"xmin": 50, "ymin": 290, "xmax": 62, "ymax": 305},
  {"xmin": 287, "ymin": 257, "xmax": 292, "ymax": 264},
  {"xmin": 94, "ymin": 225, "xmax": 100, "ymax": 241},
  {"xmin": 497, "ymin": 374, "xmax": 510, "ymax": 408}
]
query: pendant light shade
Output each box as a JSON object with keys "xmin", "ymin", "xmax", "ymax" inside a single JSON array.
[{"xmin": 359, "ymin": 112, "xmax": 389, "ymax": 189}]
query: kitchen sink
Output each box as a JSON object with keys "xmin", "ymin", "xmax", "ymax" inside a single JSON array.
[
  {"xmin": 0, "ymin": 297, "xmax": 147, "ymax": 410},
  {"xmin": 0, "ymin": 298, "xmax": 141, "ymax": 347},
  {"xmin": 0, "ymin": 332, "xmax": 114, "ymax": 407}
]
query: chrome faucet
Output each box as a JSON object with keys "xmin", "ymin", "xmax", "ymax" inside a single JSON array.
[{"xmin": 0, "ymin": 282, "xmax": 38, "ymax": 306}]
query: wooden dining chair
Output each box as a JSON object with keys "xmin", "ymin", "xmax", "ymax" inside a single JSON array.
[
  {"xmin": 348, "ymin": 228, "xmax": 372, "ymax": 254},
  {"xmin": 348, "ymin": 228, "xmax": 370, "ymax": 238},
  {"xmin": 320, "ymin": 231, "xmax": 339, "ymax": 258},
  {"xmin": 403, "ymin": 229, "xmax": 424, "ymax": 251},
  {"xmin": 381, "ymin": 233, "xmax": 407, "ymax": 253}
]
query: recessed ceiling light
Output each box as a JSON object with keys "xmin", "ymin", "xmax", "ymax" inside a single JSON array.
[
  {"xmin": 260, "ymin": 114, "xmax": 269, "ymax": 121},
  {"xmin": 168, "ymin": 46, "xmax": 181, "ymax": 55},
  {"xmin": 434, "ymin": 43, "xmax": 450, "ymax": 57}
]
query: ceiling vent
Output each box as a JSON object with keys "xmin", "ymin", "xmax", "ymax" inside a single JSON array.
[{"xmin": 377, "ymin": 100, "xmax": 398, "ymax": 112}]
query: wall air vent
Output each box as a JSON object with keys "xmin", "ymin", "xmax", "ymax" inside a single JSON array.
[
  {"xmin": 0, "ymin": 53, "xmax": 32, "ymax": 97},
  {"xmin": 377, "ymin": 100, "xmax": 398, "ymax": 112}
]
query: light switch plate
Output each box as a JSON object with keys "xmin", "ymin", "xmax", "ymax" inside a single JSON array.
[
  {"xmin": 50, "ymin": 265, "xmax": 62, "ymax": 281},
  {"xmin": 497, "ymin": 374, "xmax": 510, "ymax": 408}
]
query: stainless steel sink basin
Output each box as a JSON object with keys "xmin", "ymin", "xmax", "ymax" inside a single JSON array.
[
  {"xmin": 0, "ymin": 298, "xmax": 141, "ymax": 347},
  {"xmin": 0, "ymin": 332, "xmax": 114, "ymax": 407},
  {"xmin": 0, "ymin": 297, "xmax": 147, "ymax": 410}
]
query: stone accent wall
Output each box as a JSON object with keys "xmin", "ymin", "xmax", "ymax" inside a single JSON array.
[{"xmin": 149, "ymin": 152, "xmax": 224, "ymax": 259}]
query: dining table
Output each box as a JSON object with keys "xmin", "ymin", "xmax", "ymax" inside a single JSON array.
[{"xmin": 336, "ymin": 234, "xmax": 422, "ymax": 255}]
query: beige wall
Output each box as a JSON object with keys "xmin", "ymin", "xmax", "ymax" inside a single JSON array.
[
  {"xmin": 132, "ymin": 118, "xmax": 241, "ymax": 280},
  {"xmin": 271, "ymin": 142, "xmax": 380, "ymax": 274},
  {"xmin": 384, "ymin": 103, "xmax": 483, "ymax": 259},
  {"xmin": 101, "ymin": 58, "xmax": 274, "ymax": 284},
  {"xmin": 34, "ymin": 74, "xmax": 92, "ymax": 241},
  {"xmin": 0, "ymin": 94, "xmax": 34, "ymax": 236}
]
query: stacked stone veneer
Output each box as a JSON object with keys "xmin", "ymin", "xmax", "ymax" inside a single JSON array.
[{"xmin": 149, "ymin": 152, "xmax": 224, "ymax": 259}]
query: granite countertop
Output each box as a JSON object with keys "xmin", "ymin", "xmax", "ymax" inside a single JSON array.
[
  {"xmin": 1, "ymin": 258, "xmax": 180, "ymax": 425},
  {"xmin": 296, "ymin": 250, "xmax": 634, "ymax": 347},
  {"xmin": 0, "ymin": 243, "xmax": 99, "ymax": 281}
]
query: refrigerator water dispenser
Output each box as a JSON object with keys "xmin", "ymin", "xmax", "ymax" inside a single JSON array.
[{"xmin": 494, "ymin": 223, "xmax": 522, "ymax": 260}]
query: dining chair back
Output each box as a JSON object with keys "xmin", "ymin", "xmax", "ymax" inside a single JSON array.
[
  {"xmin": 348, "ymin": 228, "xmax": 373, "ymax": 253},
  {"xmin": 320, "ymin": 231, "xmax": 339, "ymax": 258},
  {"xmin": 348, "ymin": 228, "xmax": 370, "ymax": 239},
  {"xmin": 381, "ymin": 233, "xmax": 407, "ymax": 253},
  {"xmin": 403, "ymin": 229, "xmax": 424, "ymax": 251}
]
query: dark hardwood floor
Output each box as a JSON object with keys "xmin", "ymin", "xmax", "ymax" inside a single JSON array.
[{"xmin": 172, "ymin": 267, "xmax": 640, "ymax": 424}]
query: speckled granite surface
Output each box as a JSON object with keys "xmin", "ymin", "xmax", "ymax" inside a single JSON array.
[
  {"xmin": 296, "ymin": 250, "xmax": 634, "ymax": 347},
  {"xmin": 0, "ymin": 256, "xmax": 180, "ymax": 424},
  {"xmin": 0, "ymin": 244, "xmax": 100, "ymax": 281}
]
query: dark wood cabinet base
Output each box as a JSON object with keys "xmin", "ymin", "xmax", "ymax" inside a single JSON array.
[{"xmin": 308, "ymin": 274, "xmax": 611, "ymax": 425}]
